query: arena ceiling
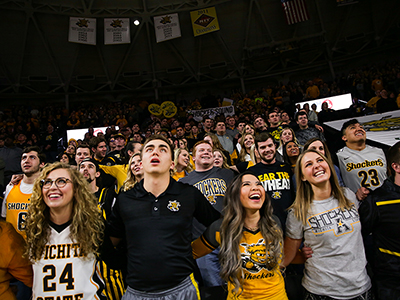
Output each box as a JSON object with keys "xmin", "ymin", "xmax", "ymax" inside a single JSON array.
[{"xmin": 0, "ymin": 0, "xmax": 399, "ymax": 101}]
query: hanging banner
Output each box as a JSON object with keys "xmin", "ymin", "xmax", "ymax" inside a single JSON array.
[
  {"xmin": 69, "ymin": 17, "xmax": 96, "ymax": 45},
  {"xmin": 154, "ymin": 13, "xmax": 181, "ymax": 43},
  {"xmin": 188, "ymin": 105, "xmax": 235, "ymax": 122},
  {"xmin": 104, "ymin": 18, "xmax": 131, "ymax": 45},
  {"xmin": 190, "ymin": 7, "xmax": 220, "ymax": 37}
]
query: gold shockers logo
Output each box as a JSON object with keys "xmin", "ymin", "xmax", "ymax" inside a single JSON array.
[
  {"xmin": 167, "ymin": 200, "xmax": 180, "ymax": 212},
  {"xmin": 76, "ymin": 19, "xmax": 89, "ymax": 27},
  {"xmin": 362, "ymin": 116, "xmax": 400, "ymax": 132},
  {"xmin": 346, "ymin": 159, "xmax": 384, "ymax": 172}
]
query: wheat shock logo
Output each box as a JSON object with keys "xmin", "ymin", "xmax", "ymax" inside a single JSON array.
[
  {"xmin": 257, "ymin": 172, "xmax": 290, "ymax": 196},
  {"xmin": 362, "ymin": 116, "xmax": 400, "ymax": 131},
  {"xmin": 167, "ymin": 200, "xmax": 180, "ymax": 212},
  {"xmin": 240, "ymin": 239, "xmax": 267, "ymax": 273},
  {"xmin": 193, "ymin": 178, "xmax": 227, "ymax": 205},
  {"xmin": 76, "ymin": 19, "xmax": 90, "ymax": 28},
  {"xmin": 307, "ymin": 205, "xmax": 360, "ymax": 237},
  {"xmin": 346, "ymin": 159, "xmax": 384, "ymax": 172},
  {"xmin": 110, "ymin": 19, "xmax": 123, "ymax": 28},
  {"xmin": 160, "ymin": 15, "xmax": 172, "ymax": 24}
]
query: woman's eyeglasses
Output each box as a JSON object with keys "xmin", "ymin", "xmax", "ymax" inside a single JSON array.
[{"xmin": 41, "ymin": 177, "xmax": 72, "ymax": 189}]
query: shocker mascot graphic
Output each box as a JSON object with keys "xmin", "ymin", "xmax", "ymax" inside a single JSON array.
[{"xmin": 240, "ymin": 238, "xmax": 269, "ymax": 273}]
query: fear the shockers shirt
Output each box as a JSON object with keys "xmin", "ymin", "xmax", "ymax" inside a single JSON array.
[{"xmin": 248, "ymin": 161, "xmax": 294, "ymax": 231}]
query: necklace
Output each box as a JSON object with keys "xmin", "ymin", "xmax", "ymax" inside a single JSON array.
[{"xmin": 244, "ymin": 223, "xmax": 259, "ymax": 231}]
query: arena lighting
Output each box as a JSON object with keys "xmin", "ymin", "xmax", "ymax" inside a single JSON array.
[{"xmin": 133, "ymin": 19, "xmax": 140, "ymax": 26}]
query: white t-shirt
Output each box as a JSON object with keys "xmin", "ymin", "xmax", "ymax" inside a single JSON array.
[{"xmin": 286, "ymin": 188, "xmax": 371, "ymax": 299}]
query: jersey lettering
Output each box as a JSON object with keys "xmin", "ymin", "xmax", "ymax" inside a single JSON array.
[
  {"xmin": 36, "ymin": 293, "xmax": 83, "ymax": 300},
  {"xmin": 346, "ymin": 159, "xmax": 384, "ymax": 172},
  {"xmin": 358, "ymin": 169, "xmax": 380, "ymax": 188},
  {"xmin": 17, "ymin": 211, "xmax": 28, "ymax": 231},
  {"xmin": 42, "ymin": 263, "xmax": 75, "ymax": 293},
  {"xmin": 43, "ymin": 243, "xmax": 83, "ymax": 260}
]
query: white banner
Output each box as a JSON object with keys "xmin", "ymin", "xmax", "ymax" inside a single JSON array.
[
  {"xmin": 188, "ymin": 105, "xmax": 235, "ymax": 122},
  {"xmin": 69, "ymin": 17, "xmax": 96, "ymax": 45},
  {"xmin": 154, "ymin": 13, "xmax": 181, "ymax": 43},
  {"xmin": 296, "ymin": 93, "xmax": 353, "ymax": 112},
  {"xmin": 325, "ymin": 110, "xmax": 400, "ymax": 146},
  {"xmin": 104, "ymin": 18, "xmax": 131, "ymax": 45}
]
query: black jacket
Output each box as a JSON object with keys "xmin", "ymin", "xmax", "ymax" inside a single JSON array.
[{"xmin": 359, "ymin": 179, "xmax": 400, "ymax": 277}]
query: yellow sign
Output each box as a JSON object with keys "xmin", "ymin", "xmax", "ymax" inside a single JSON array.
[{"xmin": 190, "ymin": 7, "xmax": 220, "ymax": 37}]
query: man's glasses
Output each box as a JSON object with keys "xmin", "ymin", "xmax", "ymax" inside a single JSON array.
[{"xmin": 41, "ymin": 177, "xmax": 72, "ymax": 189}]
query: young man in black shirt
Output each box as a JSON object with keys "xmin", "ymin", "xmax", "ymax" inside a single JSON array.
[
  {"xmin": 107, "ymin": 135, "xmax": 220, "ymax": 300},
  {"xmin": 247, "ymin": 132, "xmax": 294, "ymax": 230}
]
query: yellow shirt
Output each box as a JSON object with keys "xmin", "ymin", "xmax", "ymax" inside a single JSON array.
[
  {"xmin": 5, "ymin": 182, "xmax": 31, "ymax": 239},
  {"xmin": 99, "ymin": 164, "xmax": 128, "ymax": 192}
]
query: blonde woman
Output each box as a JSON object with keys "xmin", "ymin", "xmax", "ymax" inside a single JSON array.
[
  {"xmin": 192, "ymin": 172, "xmax": 287, "ymax": 299},
  {"xmin": 204, "ymin": 133, "xmax": 232, "ymax": 165},
  {"xmin": 121, "ymin": 153, "xmax": 144, "ymax": 192},
  {"xmin": 213, "ymin": 149, "xmax": 230, "ymax": 169},
  {"xmin": 172, "ymin": 148, "xmax": 193, "ymax": 180},
  {"xmin": 283, "ymin": 150, "xmax": 372, "ymax": 300},
  {"xmin": 25, "ymin": 162, "xmax": 106, "ymax": 300},
  {"xmin": 237, "ymin": 134, "xmax": 255, "ymax": 163}
]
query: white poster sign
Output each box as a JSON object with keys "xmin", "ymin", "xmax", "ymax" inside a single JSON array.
[
  {"xmin": 154, "ymin": 13, "xmax": 181, "ymax": 43},
  {"xmin": 69, "ymin": 17, "xmax": 96, "ymax": 45},
  {"xmin": 104, "ymin": 18, "xmax": 131, "ymax": 45},
  {"xmin": 296, "ymin": 93, "xmax": 353, "ymax": 112},
  {"xmin": 188, "ymin": 105, "xmax": 235, "ymax": 122},
  {"xmin": 67, "ymin": 126, "xmax": 119, "ymax": 142}
]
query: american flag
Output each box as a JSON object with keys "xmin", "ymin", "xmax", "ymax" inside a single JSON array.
[{"xmin": 281, "ymin": 0, "xmax": 309, "ymax": 25}]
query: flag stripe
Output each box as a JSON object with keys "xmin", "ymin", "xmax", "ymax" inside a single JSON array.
[{"xmin": 281, "ymin": 0, "xmax": 309, "ymax": 25}]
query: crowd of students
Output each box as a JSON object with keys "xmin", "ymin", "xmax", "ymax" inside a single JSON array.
[{"xmin": 2, "ymin": 60, "xmax": 400, "ymax": 300}]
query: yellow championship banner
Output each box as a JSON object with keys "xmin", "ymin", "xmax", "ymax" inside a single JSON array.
[{"xmin": 190, "ymin": 7, "xmax": 220, "ymax": 37}]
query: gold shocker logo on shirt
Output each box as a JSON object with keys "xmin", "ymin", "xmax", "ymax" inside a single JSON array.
[{"xmin": 167, "ymin": 200, "xmax": 181, "ymax": 212}]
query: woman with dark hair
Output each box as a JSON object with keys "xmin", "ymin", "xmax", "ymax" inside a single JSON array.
[
  {"xmin": 303, "ymin": 138, "xmax": 344, "ymax": 187},
  {"xmin": 57, "ymin": 152, "xmax": 76, "ymax": 165},
  {"xmin": 283, "ymin": 141, "xmax": 301, "ymax": 172},
  {"xmin": 25, "ymin": 162, "xmax": 106, "ymax": 300},
  {"xmin": 283, "ymin": 150, "xmax": 372, "ymax": 300},
  {"xmin": 192, "ymin": 171, "xmax": 287, "ymax": 299}
]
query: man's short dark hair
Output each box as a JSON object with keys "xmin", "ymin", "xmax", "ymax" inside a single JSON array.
[
  {"xmin": 295, "ymin": 111, "xmax": 308, "ymax": 122},
  {"xmin": 254, "ymin": 132, "xmax": 274, "ymax": 150},
  {"xmin": 89, "ymin": 136, "xmax": 107, "ymax": 150},
  {"xmin": 141, "ymin": 134, "xmax": 174, "ymax": 160},
  {"xmin": 341, "ymin": 119, "xmax": 359, "ymax": 136},
  {"xmin": 76, "ymin": 143, "xmax": 92, "ymax": 154},
  {"xmin": 23, "ymin": 146, "xmax": 46, "ymax": 164},
  {"xmin": 79, "ymin": 157, "xmax": 100, "ymax": 172},
  {"xmin": 387, "ymin": 141, "xmax": 400, "ymax": 177},
  {"xmin": 202, "ymin": 116, "xmax": 212, "ymax": 122}
]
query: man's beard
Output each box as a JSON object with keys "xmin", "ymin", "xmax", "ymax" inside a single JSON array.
[
  {"xmin": 260, "ymin": 152, "xmax": 275, "ymax": 164},
  {"xmin": 86, "ymin": 177, "xmax": 94, "ymax": 184}
]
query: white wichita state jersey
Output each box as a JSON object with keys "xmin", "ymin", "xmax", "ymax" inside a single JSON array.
[
  {"xmin": 337, "ymin": 145, "xmax": 387, "ymax": 193},
  {"xmin": 32, "ymin": 225, "xmax": 106, "ymax": 300}
]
